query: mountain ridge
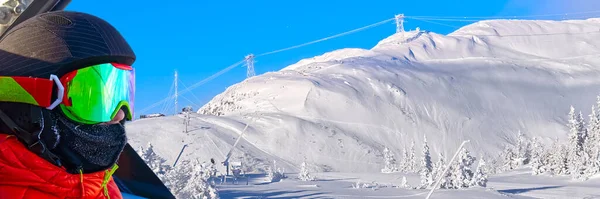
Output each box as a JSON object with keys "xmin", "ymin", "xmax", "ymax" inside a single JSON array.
[{"xmin": 128, "ymin": 18, "xmax": 600, "ymax": 173}]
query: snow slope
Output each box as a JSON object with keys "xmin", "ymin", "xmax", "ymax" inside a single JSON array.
[
  {"xmin": 216, "ymin": 168, "xmax": 600, "ymax": 198},
  {"xmin": 128, "ymin": 18, "xmax": 600, "ymax": 174}
]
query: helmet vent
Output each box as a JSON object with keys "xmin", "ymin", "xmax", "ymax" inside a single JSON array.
[{"xmin": 40, "ymin": 14, "xmax": 73, "ymax": 26}]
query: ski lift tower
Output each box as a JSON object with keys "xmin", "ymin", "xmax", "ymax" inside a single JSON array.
[
  {"xmin": 245, "ymin": 54, "xmax": 255, "ymax": 78},
  {"xmin": 395, "ymin": 14, "xmax": 405, "ymax": 38},
  {"xmin": 174, "ymin": 70, "xmax": 178, "ymax": 115}
]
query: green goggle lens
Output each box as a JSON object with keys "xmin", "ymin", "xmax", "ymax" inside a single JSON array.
[{"xmin": 59, "ymin": 63, "xmax": 135, "ymax": 124}]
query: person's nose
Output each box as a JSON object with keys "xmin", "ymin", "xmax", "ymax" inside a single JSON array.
[{"xmin": 102, "ymin": 109, "xmax": 125, "ymax": 125}]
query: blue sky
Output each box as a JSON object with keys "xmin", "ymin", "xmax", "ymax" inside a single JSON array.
[{"xmin": 65, "ymin": 0, "xmax": 596, "ymax": 117}]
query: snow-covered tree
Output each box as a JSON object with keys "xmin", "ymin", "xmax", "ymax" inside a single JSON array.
[
  {"xmin": 266, "ymin": 160, "xmax": 286, "ymax": 182},
  {"xmin": 140, "ymin": 143, "xmax": 171, "ymax": 181},
  {"xmin": 431, "ymin": 153, "xmax": 444, "ymax": 181},
  {"xmin": 567, "ymin": 107, "xmax": 588, "ymax": 176},
  {"xmin": 431, "ymin": 153, "xmax": 453, "ymax": 189},
  {"xmin": 162, "ymin": 159, "xmax": 219, "ymax": 199},
  {"xmin": 501, "ymin": 146, "xmax": 517, "ymax": 171},
  {"xmin": 400, "ymin": 176, "xmax": 411, "ymax": 189},
  {"xmin": 470, "ymin": 158, "xmax": 488, "ymax": 187},
  {"xmin": 431, "ymin": 153, "xmax": 450, "ymax": 189},
  {"xmin": 485, "ymin": 155, "xmax": 503, "ymax": 175},
  {"xmin": 419, "ymin": 135, "xmax": 433, "ymax": 188},
  {"xmin": 548, "ymin": 140, "xmax": 569, "ymax": 175},
  {"xmin": 587, "ymin": 102, "xmax": 600, "ymax": 152},
  {"xmin": 298, "ymin": 161, "xmax": 315, "ymax": 181},
  {"xmin": 568, "ymin": 107, "xmax": 587, "ymax": 156},
  {"xmin": 584, "ymin": 147, "xmax": 600, "ymax": 178},
  {"xmin": 583, "ymin": 99, "xmax": 600, "ymax": 178},
  {"xmin": 381, "ymin": 147, "xmax": 399, "ymax": 173},
  {"xmin": 400, "ymin": 147, "xmax": 409, "ymax": 172},
  {"xmin": 163, "ymin": 160, "xmax": 192, "ymax": 195},
  {"xmin": 409, "ymin": 141, "xmax": 417, "ymax": 172},
  {"xmin": 450, "ymin": 148, "xmax": 476, "ymax": 189},
  {"xmin": 178, "ymin": 161, "xmax": 219, "ymax": 199},
  {"xmin": 530, "ymin": 137, "xmax": 548, "ymax": 175},
  {"xmin": 515, "ymin": 131, "xmax": 531, "ymax": 165}
]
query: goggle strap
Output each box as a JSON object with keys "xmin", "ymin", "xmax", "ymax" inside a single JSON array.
[{"xmin": 0, "ymin": 76, "xmax": 55, "ymax": 108}]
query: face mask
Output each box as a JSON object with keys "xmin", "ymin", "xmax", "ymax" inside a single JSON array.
[{"xmin": 51, "ymin": 112, "xmax": 127, "ymax": 174}]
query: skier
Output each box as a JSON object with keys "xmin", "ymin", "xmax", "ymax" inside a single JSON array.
[{"xmin": 0, "ymin": 11, "xmax": 135, "ymax": 199}]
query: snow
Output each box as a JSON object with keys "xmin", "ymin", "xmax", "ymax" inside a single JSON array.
[{"xmin": 126, "ymin": 17, "xmax": 600, "ymax": 198}]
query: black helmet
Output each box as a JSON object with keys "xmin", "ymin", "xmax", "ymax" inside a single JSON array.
[{"xmin": 0, "ymin": 10, "xmax": 135, "ymax": 78}]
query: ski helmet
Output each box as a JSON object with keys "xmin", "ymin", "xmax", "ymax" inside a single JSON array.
[{"xmin": 0, "ymin": 10, "xmax": 136, "ymax": 78}]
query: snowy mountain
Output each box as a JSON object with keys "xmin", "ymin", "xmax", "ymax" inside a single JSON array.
[{"xmin": 128, "ymin": 18, "xmax": 600, "ymax": 174}]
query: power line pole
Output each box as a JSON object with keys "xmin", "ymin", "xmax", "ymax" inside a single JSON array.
[
  {"xmin": 245, "ymin": 54, "xmax": 255, "ymax": 78},
  {"xmin": 395, "ymin": 14, "xmax": 405, "ymax": 37},
  {"xmin": 183, "ymin": 111, "xmax": 190, "ymax": 133},
  {"xmin": 174, "ymin": 70, "xmax": 178, "ymax": 115}
]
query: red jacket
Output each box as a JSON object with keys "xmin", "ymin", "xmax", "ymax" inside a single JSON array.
[{"xmin": 0, "ymin": 134, "xmax": 122, "ymax": 199}]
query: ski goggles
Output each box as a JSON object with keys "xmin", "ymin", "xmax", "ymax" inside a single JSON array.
[{"xmin": 0, "ymin": 62, "xmax": 134, "ymax": 124}]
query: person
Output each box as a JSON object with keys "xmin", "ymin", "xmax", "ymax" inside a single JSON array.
[{"xmin": 0, "ymin": 10, "xmax": 135, "ymax": 199}]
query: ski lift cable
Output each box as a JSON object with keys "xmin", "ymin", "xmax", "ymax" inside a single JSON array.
[
  {"xmin": 178, "ymin": 79, "xmax": 204, "ymax": 107},
  {"xmin": 408, "ymin": 9, "xmax": 600, "ymax": 19},
  {"xmin": 161, "ymin": 85, "xmax": 176, "ymax": 115},
  {"xmin": 407, "ymin": 14, "xmax": 600, "ymax": 22},
  {"xmin": 159, "ymin": 80, "xmax": 176, "ymax": 114},
  {"xmin": 255, "ymin": 17, "xmax": 396, "ymax": 57},
  {"xmin": 158, "ymin": 81, "xmax": 170, "ymax": 114},
  {"xmin": 409, "ymin": 17, "xmax": 462, "ymax": 28},
  {"xmin": 138, "ymin": 60, "xmax": 245, "ymax": 114},
  {"xmin": 179, "ymin": 95, "xmax": 202, "ymax": 109},
  {"xmin": 406, "ymin": 17, "xmax": 494, "ymax": 22}
]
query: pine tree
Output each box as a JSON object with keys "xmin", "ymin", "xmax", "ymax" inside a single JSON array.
[
  {"xmin": 140, "ymin": 143, "xmax": 171, "ymax": 181},
  {"xmin": 530, "ymin": 137, "xmax": 547, "ymax": 175},
  {"xmin": 419, "ymin": 135, "xmax": 433, "ymax": 188},
  {"xmin": 409, "ymin": 141, "xmax": 417, "ymax": 172},
  {"xmin": 501, "ymin": 146, "xmax": 517, "ymax": 171},
  {"xmin": 516, "ymin": 131, "xmax": 531, "ymax": 165},
  {"xmin": 160, "ymin": 159, "xmax": 219, "ymax": 199},
  {"xmin": 164, "ymin": 160, "xmax": 192, "ymax": 195},
  {"xmin": 382, "ymin": 147, "xmax": 399, "ymax": 173},
  {"xmin": 298, "ymin": 161, "xmax": 315, "ymax": 181},
  {"xmin": 178, "ymin": 161, "xmax": 219, "ymax": 199},
  {"xmin": 549, "ymin": 141, "xmax": 569, "ymax": 175},
  {"xmin": 432, "ymin": 153, "xmax": 453, "ymax": 189},
  {"xmin": 470, "ymin": 158, "xmax": 488, "ymax": 187},
  {"xmin": 450, "ymin": 148, "xmax": 476, "ymax": 189},
  {"xmin": 431, "ymin": 153, "xmax": 446, "ymax": 188},
  {"xmin": 587, "ymin": 103, "xmax": 600, "ymax": 152},
  {"xmin": 579, "ymin": 111, "xmax": 589, "ymax": 148},
  {"xmin": 584, "ymin": 147, "xmax": 600, "ymax": 178},
  {"xmin": 400, "ymin": 147, "xmax": 409, "ymax": 172},
  {"xmin": 567, "ymin": 107, "xmax": 588, "ymax": 176},
  {"xmin": 431, "ymin": 153, "xmax": 444, "ymax": 181},
  {"xmin": 568, "ymin": 107, "xmax": 587, "ymax": 156},
  {"xmin": 583, "ymin": 99, "xmax": 600, "ymax": 178}
]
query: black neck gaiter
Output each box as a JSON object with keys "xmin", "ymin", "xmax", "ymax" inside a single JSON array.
[{"xmin": 51, "ymin": 112, "xmax": 127, "ymax": 174}]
